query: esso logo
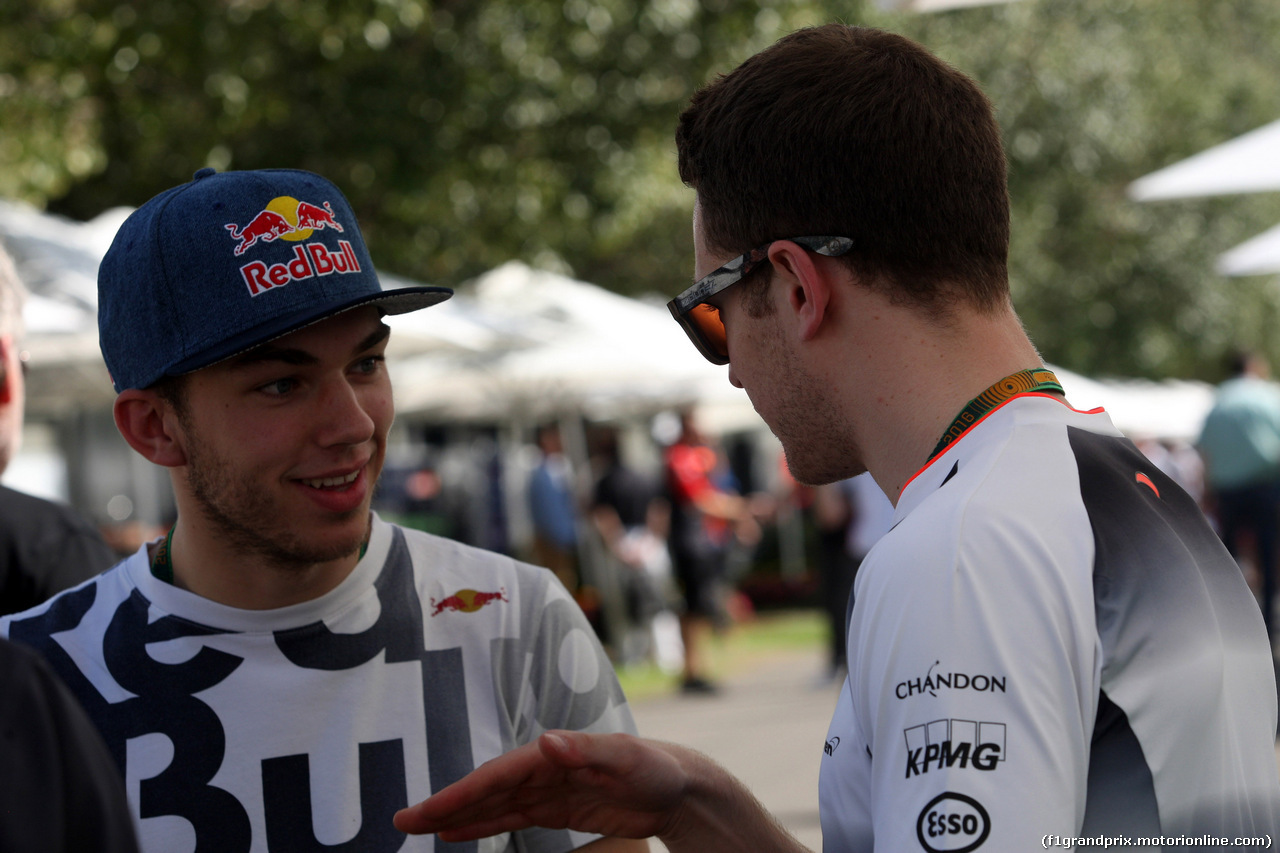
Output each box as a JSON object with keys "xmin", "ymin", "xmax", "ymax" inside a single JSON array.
[{"xmin": 915, "ymin": 792, "xmax": 991, "ymax": 852}]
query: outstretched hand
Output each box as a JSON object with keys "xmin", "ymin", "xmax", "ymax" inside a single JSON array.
[{"xmin": 393, "ymin": 730, "xmax": 691, "ymax": 843}]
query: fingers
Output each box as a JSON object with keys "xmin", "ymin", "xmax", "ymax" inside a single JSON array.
[
  {"xmin": 394, "ymin": 731, "xmax": 678, "ymax": 840},
  {"xmin": 394, "ymin": 740, "xmax": 548, "ymax": 835}
]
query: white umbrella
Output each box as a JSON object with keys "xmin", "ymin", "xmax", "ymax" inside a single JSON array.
[{"xmin": 1128, "ymin": 119, "xmax": 1280, "ymax": 201}]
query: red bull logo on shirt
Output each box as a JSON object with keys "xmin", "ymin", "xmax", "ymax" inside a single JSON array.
[
  {"xmin": 430, "ymin": 588, "xmax": 509, "ymax": 617},
  {"xmin": 224, "ymin": 196, "xmax": 359, "ymax": 297}
]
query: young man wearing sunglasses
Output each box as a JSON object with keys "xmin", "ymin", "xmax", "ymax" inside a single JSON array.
[
  {"xmin": 0, "ymin": 168, "xmax": 645, "ymax": 853},
  {"xmin": 397, "ymin": 24, "xmax": 1280, "ymax": 851}
]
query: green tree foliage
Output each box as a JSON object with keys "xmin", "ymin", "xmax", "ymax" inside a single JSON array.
[
  {"xmin": 0, "ymin": 0, "xmax": 835, "ymax": 295},
  {"xmin": 2, "ymin": 0, "xmax": 1279, "ymax": 379},
  {"xmin": 882, "ymin": 0, "xmax": 1280, "ymax": 379}
]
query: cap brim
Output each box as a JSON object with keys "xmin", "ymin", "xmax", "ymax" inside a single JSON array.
[{"xmin": 166, "ymin": 285, "xmax": 453, "ymax": 378}]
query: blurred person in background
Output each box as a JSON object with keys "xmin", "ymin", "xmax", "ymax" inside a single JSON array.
[
  {"xmin": 591, "ymin": 428, "xmax": 681, "ymax": 672},
  {"xmin": 811, "ymin": 471, "xmax": 893, "ymax": 681},
  {"xmin": 663, "ymin": 410, "xmax": 759, "ymax": 694},
  {"xmin": 1198, "ymin": 348, "xmax": 1280, "ymax": 637},
  {"xmin": 529, "ymin": 422, "xmax": 581, "ymax": 592},
  {"xmin": 0, "ymin": 243, "xmax": 117, "ymax": 616},
  {"xmin": 0, "ymin": 245, "xmax": 137, "ymax": 853}
]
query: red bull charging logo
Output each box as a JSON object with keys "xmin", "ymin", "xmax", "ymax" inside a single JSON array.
[
  {"xmin": 430, "ymin": 587, "xmax": 509, "ymax": 617},
  {"xmin": 224, "ymin": 196, "xmax": 360, "ymax": 297}
]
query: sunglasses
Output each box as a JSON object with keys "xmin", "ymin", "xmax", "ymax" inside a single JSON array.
[{"xmin": 666, "ymin": 235, "xmax": 855, "ymax": 364}]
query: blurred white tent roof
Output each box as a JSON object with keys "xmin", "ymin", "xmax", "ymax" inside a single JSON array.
[
  {"xmin": 1129, "ymin": 120, "xmax": 1280, "ymax": 202},
  {"xmin": 1216, "ymin": 222, "xmax": 1280, "ymax": 277},
  {"xmin": 0, "ymin": 200, "xmax": 130, "ymax": 415},
  {"xmin": 0, "ymin": 201, "xmax": 1214, "ymax": 441},
  {"xmin": 1128, "ymin": 119, "xmax": 1280, "ymax": 278},
  {"xmin": 390, "ymin": 261, "xmax": 758, "ymax": 430},
  {"xmin": 1053, "ymin": 365, "xmax": 1214, "ymax": 442}
]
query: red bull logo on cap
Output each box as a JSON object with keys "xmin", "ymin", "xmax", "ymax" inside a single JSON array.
[
  {"xmin": 429, "ymin": 587, "xmax": 509, "ymax": 617},
  {"xmin": 224, "ymin": 196, "xmax": 360, "ymax": 297}
]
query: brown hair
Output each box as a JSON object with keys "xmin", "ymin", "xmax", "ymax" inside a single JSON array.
[{"xmin": 676, "ymin": 25, "xmax": 1010, "ymax": 315}]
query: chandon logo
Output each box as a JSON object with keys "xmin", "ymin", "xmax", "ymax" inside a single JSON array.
[
  {"xmin": 895, "ymin": 661, "xmax": 1007, "ymax": 700},
  {"xmin": 904, "ymin": 719, "xmax": 1006, "ymax": 778}
]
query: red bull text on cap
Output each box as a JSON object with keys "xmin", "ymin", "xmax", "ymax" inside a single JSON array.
[{"xmin": 97, "ymin": 168, "xmax": 452, "ymax": 392}]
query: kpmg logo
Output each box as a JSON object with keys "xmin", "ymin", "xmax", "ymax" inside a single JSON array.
[
  {"xmin": 904, "ymin": 719, "xmax": 1005, "ymax": 779},
  {"xmin": 224, "ymin": 196, "xmax": 361, "ymax": 297},
  {"xmin": 895, "ymin": 660, "xmax": 1007, "ymax": 700}
]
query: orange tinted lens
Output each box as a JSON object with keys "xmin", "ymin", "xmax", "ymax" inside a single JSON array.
[{"xmin": 689, "ymin": 303, "xmax": 727, "ymax": 358}]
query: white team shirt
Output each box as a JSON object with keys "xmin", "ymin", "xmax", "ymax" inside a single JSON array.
[
  {"xmin": 1, "ymin": 515, "xmax": 635, "ymax": 853},
  {"xmin": 820, "ymin": 394, "xmax": 1280, "ymax": 852}
]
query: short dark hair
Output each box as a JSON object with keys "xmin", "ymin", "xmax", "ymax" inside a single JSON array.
[
  {"xmin": 152, "ymin": 374, "xmax": 189, "ymax": 422},
  {"xmin": 676, "ymin": 25, "xmax": 1010, "ymax": 315}
]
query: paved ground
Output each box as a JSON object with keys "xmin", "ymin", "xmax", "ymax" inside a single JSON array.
[{"xmin": 629, "ymin": 646, "xmax": 841, "ymax": 852}]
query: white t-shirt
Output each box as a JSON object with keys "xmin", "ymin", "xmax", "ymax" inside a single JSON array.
[
  {"xmin": 1, "ymin": 515, "xmax": 635, "ymax": 853},
  {"xmin": 820, "ymin": 394, "xmax": 1280, "ymax": 851}
]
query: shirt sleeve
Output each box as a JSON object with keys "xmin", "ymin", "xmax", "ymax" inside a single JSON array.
[{"xmin": 850, "ymin": 509, "xmax": 1098, "ymax": 851}]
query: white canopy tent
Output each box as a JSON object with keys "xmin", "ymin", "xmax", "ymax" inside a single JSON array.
[
  {"xmin": 389, "ymin": 261, "xmax": 758, "ymax": 431},
  {"xmin": 1216, "ymin": 222, "xmax": 1280, "ymax": 277},
  {"xmin": 1128, "ymin": 120, "xmax": 1280, "ymax": 202},
  {"xmin": 1128, "ymin": 119, "xmax": 1280, "ymax": 277},
  {"xmin": 0, "ymin": 198, "xmax": 1216, "ymax": 444},
  {"xmin": 0, "ymin": 199, "xmax": 130, "ymax": 416},
  {"xmin": 1053, "ymin": 366, "xmax": 1213, "ymax": 442}
]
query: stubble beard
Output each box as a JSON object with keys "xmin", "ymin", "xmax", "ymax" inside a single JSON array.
[
  {"xmin": 183, "ymin": 431, "xmax": 370, "ymax": 571},
  {"xmin": 768, "ymin": 349, "xmax": 866, "ymax": 488}
]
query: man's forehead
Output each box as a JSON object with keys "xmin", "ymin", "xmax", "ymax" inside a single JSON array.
[{"xmin": 226, "ymin": 307, "xmax": 389, "ymax": 368}]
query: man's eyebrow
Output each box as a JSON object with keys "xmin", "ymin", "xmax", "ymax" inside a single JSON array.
[
  {"xmin": 358, "ymin": 322, "xmax": 392, "ymax": 353},
  {"xmin": 228, "ymin": 320, "xmax": 391, "ymax": 370}
]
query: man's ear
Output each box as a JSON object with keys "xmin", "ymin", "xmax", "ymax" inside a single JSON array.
[
  {"xmin": 113, "ymin": 390, "xmax": 188, "ymax": 467},
  {"xmin": 768, "ymin": 241, "xmax": 833, "ymax": 342}
]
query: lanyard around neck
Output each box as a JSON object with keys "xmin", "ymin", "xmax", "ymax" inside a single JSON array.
[
  {"xmin": 928, "ymin": 368, "xmax": 1064, "ymax": 461},
  {"xmin": 149, "ymin": 525, "xmax": 370, "ymax": 585}
]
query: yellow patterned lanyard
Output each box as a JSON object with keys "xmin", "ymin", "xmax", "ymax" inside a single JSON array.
[{"xmin": 929, "ymin": 368, "xmax": 1064, "ymax": 461}]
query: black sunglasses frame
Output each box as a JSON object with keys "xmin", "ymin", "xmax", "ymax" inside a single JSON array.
[{"xmin": 667, "ymin": 235, "xmax": 855, "ymax": 365}]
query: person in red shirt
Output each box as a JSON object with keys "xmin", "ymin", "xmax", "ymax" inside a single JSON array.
[{"xmin": 663, "ymin": 411, "xmax": 757, "ymax": 694}]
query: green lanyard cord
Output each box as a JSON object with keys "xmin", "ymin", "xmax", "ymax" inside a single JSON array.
[
  {"xmin": 928, "ymin": 368, "xmax": 1064, "ymax": 461},
  {"xmin": 149, "ymin": 524, "xmax": 370, "ymax": 585}
]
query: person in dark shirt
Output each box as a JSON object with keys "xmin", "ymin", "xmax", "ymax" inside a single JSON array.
[
  {"xmin": 0, "ymin": 636, "xmax": 139, "ymax": 852},
  {"xmin": 0, "ymin": 484, "xmax": 120, "ymax": 615},
  {"xmin": 0, "ymin": 243, "xmax": 117, "ymax": 616}
]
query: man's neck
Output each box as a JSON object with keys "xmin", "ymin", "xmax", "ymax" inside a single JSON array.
[
  {"xmin": 831, "ymin": 296, "xmax": 1045, "ymax": 505},
  {"xmin": 159, "ymin": 514, "xmax": 367, "ymax": 610}
]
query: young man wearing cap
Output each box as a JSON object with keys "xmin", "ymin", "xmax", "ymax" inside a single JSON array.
[
  {"xmin": 396, "ymin": 25, "xmax": 1280, "ymax": 852},
  {"xmin": 0, "ymin": 168, "xmax": 644, "ymax": 853}
]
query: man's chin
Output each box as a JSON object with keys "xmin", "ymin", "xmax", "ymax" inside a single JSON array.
[{"xmin": 786, "ymin": 456, "xmax": 868, "ymax": 488}]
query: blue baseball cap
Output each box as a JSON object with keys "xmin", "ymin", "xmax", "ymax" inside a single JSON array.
[{"xmin": 97, "ymin": 167, "xmax": 452, "ymax": 392}]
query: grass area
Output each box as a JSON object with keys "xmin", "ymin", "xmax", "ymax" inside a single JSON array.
[{"xmin": 613, "ymin": 608, "xmax": 828, "ymax": 702}]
